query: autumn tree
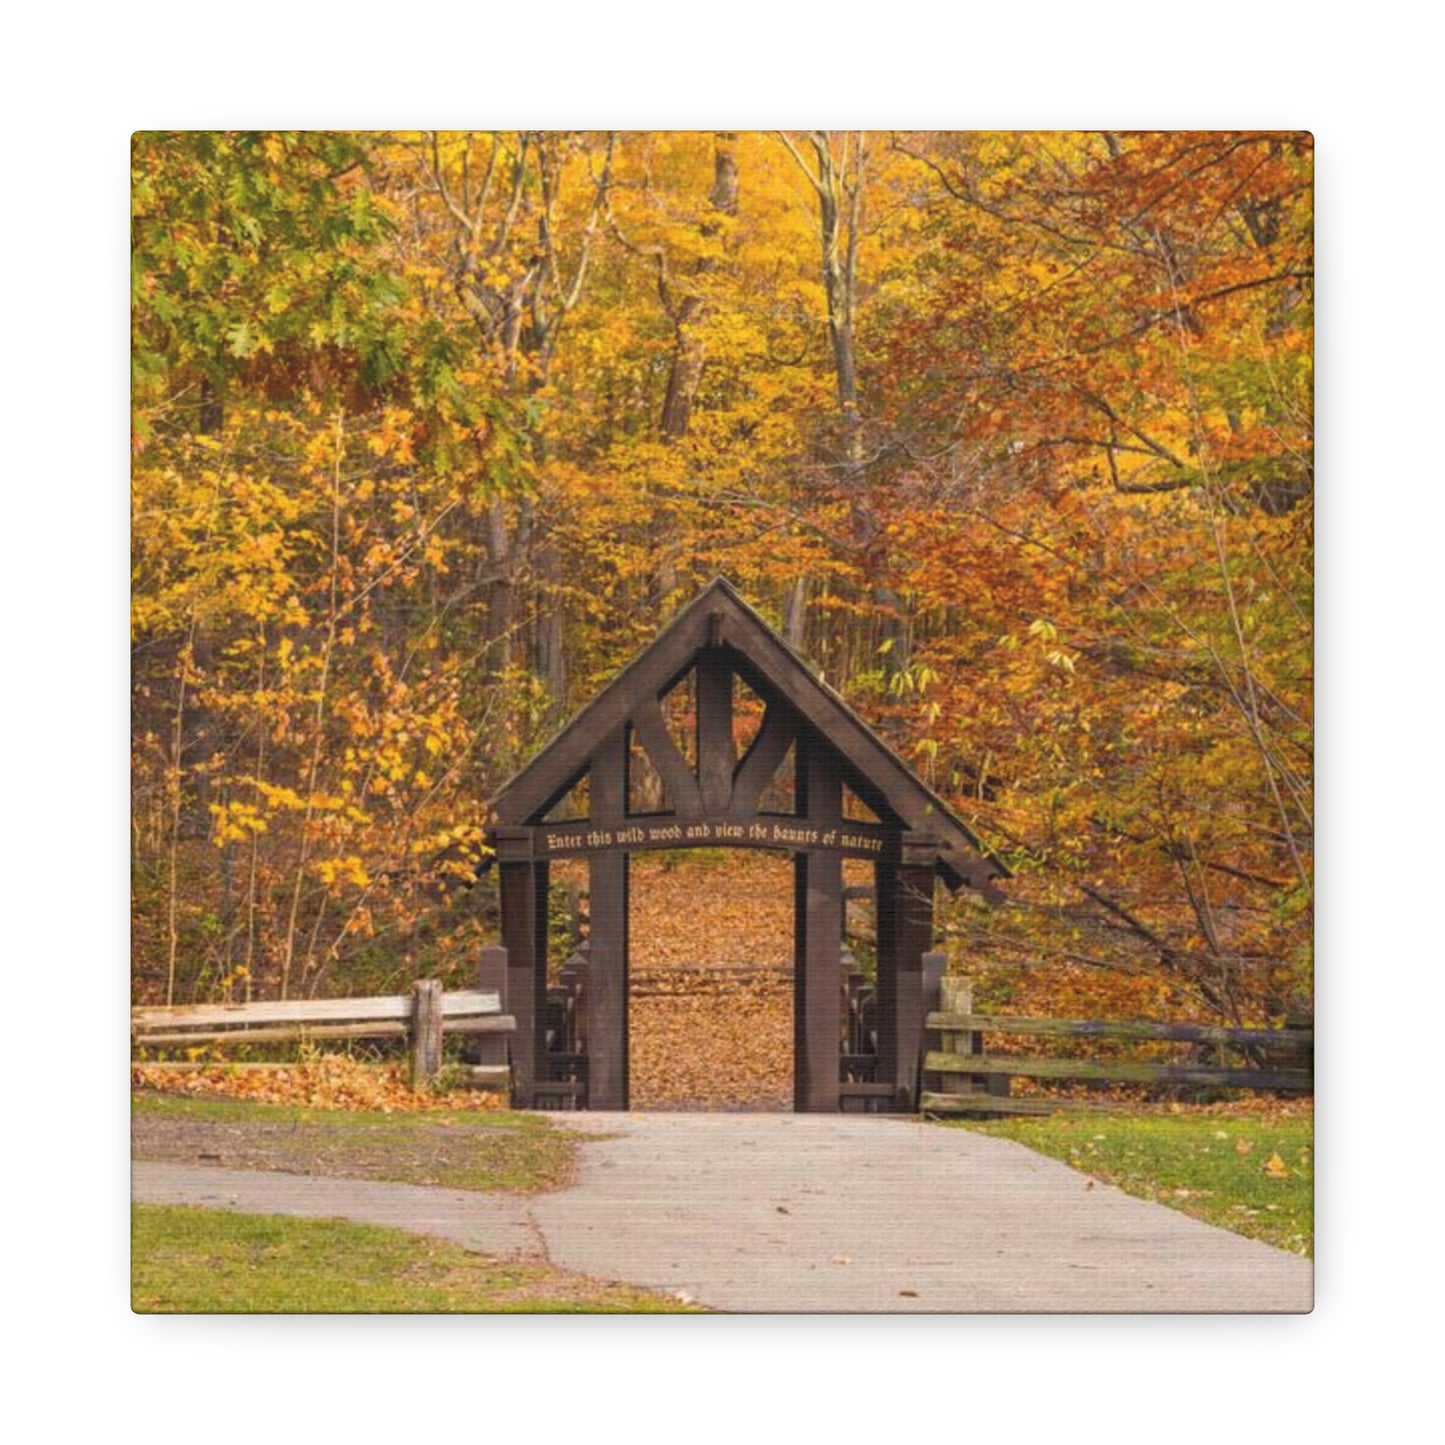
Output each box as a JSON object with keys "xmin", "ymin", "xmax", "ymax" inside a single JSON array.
[{"xmin": 132, "ymin": 130, "xmax": 1312, "ymax": 1030}]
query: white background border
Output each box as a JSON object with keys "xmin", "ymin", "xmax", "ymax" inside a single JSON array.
[{"xmin": 3, "ymin": 2, "xmax": 1432, "ymax": 1437}]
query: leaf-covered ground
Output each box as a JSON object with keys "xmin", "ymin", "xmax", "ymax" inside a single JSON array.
[
  {"xmin": 131, "ymin": 1051, "xmax": 510, "ymax": 1113},
  {"xmin": 626, "ymin": 853, "xmax": 796, "ymax": 1110}
]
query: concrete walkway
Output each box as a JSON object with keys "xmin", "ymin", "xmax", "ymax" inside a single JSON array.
[{"xmin": 132, "ymin": 1111, "xmax": 1312, "ymax": 1313}]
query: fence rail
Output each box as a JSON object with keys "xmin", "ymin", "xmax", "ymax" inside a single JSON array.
[
  {"xmin": 131, "ymin": 981, "xmax": 515, "ymax": 1090},
  {"xmin": 920, "ymin": 976, "xmax": 1313, "ymax": 1118}
]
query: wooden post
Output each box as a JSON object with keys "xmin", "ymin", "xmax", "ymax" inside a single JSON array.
[
  {"xmin": 922, "ymin": 951, "xmax": 946, "ymax": 1025},
  {"xmin": 498, "ymin": 836, "xmax": 547, "ymax": 1108},
  {"xmin": 696, "ymin": 644, "xmax": 734, "ymax": 814},
  {"xmin": 875, "ymin": 836, "xmax": 936, "ymax": 1108},
  {"xmin": 794, "ymin": 737, "xmax": 841, "ymax": 1113},
  {"xmin": 470, "ymin": 945, "xmax": 510, "ymax": 1077},
  {"xmin": 410, "ymin": 979, "xmax": 444, "ymax": 1089},
  {"xmin": 938, "ymin": 973, "xmax": 975, "ymax": 1102},
  {"xmin": 588, "ymin": 727, "xmax": 629, "ymax": 1109}
]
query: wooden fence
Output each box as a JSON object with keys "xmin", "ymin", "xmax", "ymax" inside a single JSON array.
[
  {"xmin": 131, "ymin": 979, "xmax": 516, "ymax": 1090},
  {"xmin": 920, "ymin": 974, "xmax": 1313, "ymax": 1117}
]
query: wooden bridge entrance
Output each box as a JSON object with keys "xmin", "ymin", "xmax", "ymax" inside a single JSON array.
[{"xmin": 483, "ymin": 578, "xmax": 1008, "ymax": 1111}]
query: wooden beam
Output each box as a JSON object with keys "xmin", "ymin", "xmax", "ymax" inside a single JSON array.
[
  {"xmin": 134, "ymin": 1016, "xmax": 516, "ymax": 1049},
  {"xmin": 491, "ymin": 580, "xmax": 1005, "ymax": 889},
  {"xmin": 924, "ymin": 1052, "xmax": 1314, "ymax": 1090},
  {"xmin": 500, "ymin": 858, "xmax": 548, "ymax": 1107},
  {"xmin": 730, "ymin": 701, "xmax": 795, "ymax": 816},
  {"xmin": 794, "ymin": 745, "xmax": 841, "ymax": 1112},
  {"xmin": 875, "ymin": 843, "xmax": 934, "ymax": 1107},
  {"xmin": 410, "ymin": 980, "xmax": 444, "ymax": 1089},
  {"xmin": 696, "ymin": 646, "xmax": 734, "ymax": 814},
  {"xmin": 588, "ymin": 725, "xmax": 629, "ymax": 1110},
  {"xmin": 494, "ymin": 603, "xmax": 713, "ymax": 824},
  {"xmin": 588, "ymin": 853, "xmax": 628, "ymax": 1110},
  {"xmin": 924, "ymin": 1015, "xmax": 1315, "ymax": 1049},
  {"xmin": 920, "ymin": 1093, "xmax": 1141, "ymax": 1118},
  {"xmin": 630, "ymin": 698, "xmax": 704, "ymax": 818},
  {"xmin": 136, "ymin": 1021, "xmax": 408, "ymax": 1047},
  {"xmin": 703, "ymin": 587, "xmax": 1003, "ymax": 885},
  {"xmin": 132, "ymin": 992, "xmax": 503, "ymax": 1030}
]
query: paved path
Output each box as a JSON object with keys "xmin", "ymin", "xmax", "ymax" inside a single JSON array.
[{"xmin": 132, "ymin": 1111, "xmax": 1312, "ymax": 1312}]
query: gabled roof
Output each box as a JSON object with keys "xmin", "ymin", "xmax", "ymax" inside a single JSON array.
[{"xmin": 490, "ymin": 578, "xmax": 1008, "ymax": 892}]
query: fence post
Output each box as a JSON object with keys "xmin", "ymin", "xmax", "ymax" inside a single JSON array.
[
  {"xmin": 921, "ymin": 951, "xmax": 946, "ymax": 1020},
  {"xmin": 471, "ymin": 946, "xmax": 511, "ymax": 1075},
  {"xmin": 411, "ymin": 979, "xmax": 444, "ymax": 1089},
  {"xmin": 938, "ymin": 973, "xmax": 977, "ymax": 1102}
]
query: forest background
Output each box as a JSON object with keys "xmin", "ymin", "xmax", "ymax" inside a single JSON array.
[{"xmin": 130, "ymin": 130, "xmax": 1313, "ymax": 1030}]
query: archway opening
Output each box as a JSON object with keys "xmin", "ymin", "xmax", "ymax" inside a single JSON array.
[{"xmin": 628, "ymin": 849, "xmax": 794, "ymax": 1111}]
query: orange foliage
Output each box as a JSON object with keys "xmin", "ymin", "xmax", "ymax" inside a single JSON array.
[{"xmin": 132, "ymin": 131, "xmax": 1311, "ymax": 1028}]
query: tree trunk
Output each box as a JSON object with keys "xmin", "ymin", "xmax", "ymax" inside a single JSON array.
[{"xmin": 659, "ymin": 133, "xmax": 739, "ymax": 442}]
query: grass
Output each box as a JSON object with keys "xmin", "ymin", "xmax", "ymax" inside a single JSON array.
[
  {"xmin": 953, "ymin": 1110, "xmax": 1313, "ymax": 1256},
  {"xmin": 132, "ymin": 1205, "xmax": 700, "ymax": 1313},
  {"xmin": 131, "ymin": 1092, "xmax": 580, "ymax": 1193}
]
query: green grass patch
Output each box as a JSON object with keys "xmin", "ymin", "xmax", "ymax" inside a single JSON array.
[
  {"xmin": 132, "ymin": 1205, "xmax": 699, "ymax": 1313},
  {"xmin": 955, "ymin": 1112, "xmax": 1313, "ymax": 1256},
  {"xmin": 131, "ymin": 1092, "xmax": 579, "ymax": 1193}
]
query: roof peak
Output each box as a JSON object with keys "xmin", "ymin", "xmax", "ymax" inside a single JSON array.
[{"xmin": 489, "ymin": 577, "xmax": 1008, "ymax": 891}]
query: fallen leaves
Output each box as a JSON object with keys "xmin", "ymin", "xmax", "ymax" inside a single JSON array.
[
  {"xmin": 130, "ymin": 1054, "xmax": 506, "ymax": 1114},
  {"xmin": 629, "ymin": 976, "xmax": 793, "ymax": 1111},
  {"xmin": 1263, "ymin": 1152, "xmax": 1289, "ymax": 1179},
  {"xmin": 627, "ymin": 855, "xmax": 796, "ymax": 1111}
]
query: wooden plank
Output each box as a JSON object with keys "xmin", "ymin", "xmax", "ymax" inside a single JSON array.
[
  {"xmin": 134, "ymin": 996, "xmax": 409, "ymax": 1028},
  {"xmin": 411, "ymin": 979, "xmax": 444, "ymax": 1089},
  {"xmin": 920, "ymin": 1092, "xmax": 1137, "ymax": 1118},
  {"xmin": 924, "ymin": 1052, "xmax": 1314, "ymax": 1090},
  {"xmin": 925, "ymin": 1014, "xmax": 1315, "ymax": 1049},
  {"xmin": 438, "ymin": 992, "xmax": 504, "ymax": 1017},
  {"xmin": 135, "ymin": 1021, "xmax": 410, "ymax": 1048},
  {"xmin": 460, "ymin": 1065, "xmax": 512, "ymax": 1090},
  {"xmin": 139, "ymin": 1016, "xmax": 514, "ymax": 1048},
  {"xmin": 435, "ymin": 1015, "xmax": 517, "ymax": 1035},
  {"xmin": 133, "ymin": 991, "xmax": 502, "ymax": 1031},
  {"xmin": 630, "ymin": 699, "xmax": 704, "ymax": 818},
  {"xmin": 728, "ymin": 701, "xmax": 796, "ymax": 815},
  {"xmin": 696, "ymin": 647, "xmax": 734, "ymax": 813}
]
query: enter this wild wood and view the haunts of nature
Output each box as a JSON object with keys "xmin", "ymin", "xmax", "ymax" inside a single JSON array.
[{"xmin": 131, "ymin": 131, "xmax": 1313, "ymax": 1041}]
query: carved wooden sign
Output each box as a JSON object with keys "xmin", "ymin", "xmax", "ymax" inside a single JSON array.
[{"xmin": 539, "ymin": 816, "xmax": 887, "ymax": 857}]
